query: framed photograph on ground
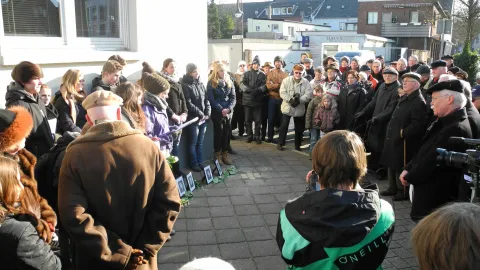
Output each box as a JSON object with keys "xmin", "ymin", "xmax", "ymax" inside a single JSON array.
[
  {"xmin": 176, "ymin": 176, "xmax": 186, "ymax": 197},
  {"xmin": 204, "ymin": 165, "xmax": 214, "ymax": 184},
  {"xmin": 186, "ymin": 172, "xmax": 196, "ymax": 192},
  {"xmin": 214, "ymin": 159, "xmax": 223, "ymax": 176}
]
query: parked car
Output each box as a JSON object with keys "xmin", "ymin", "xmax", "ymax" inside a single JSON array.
[{"xmin": 334, "ymin": 50, "xmax": 376, "ymax": 66}]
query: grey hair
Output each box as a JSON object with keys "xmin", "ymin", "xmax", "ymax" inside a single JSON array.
[
  {"xmin": 409, "ymin": 55, "xmax": 419, "ymax": 62},
  {"xmin": 373, "ymin": 60, "xmax": 382, "ymax": 66},
  {"xmin": 398, "ymin": 58, "xmax": 407, "ymax": 65},
  {"xmin": 438, "ymin": 89, "xmax": 467, "ymax": 108}
]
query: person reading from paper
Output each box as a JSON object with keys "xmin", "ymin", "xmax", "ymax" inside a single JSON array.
[{"xmin": 141, "ymin": 72, "xmax": 178, "ymax": 157}]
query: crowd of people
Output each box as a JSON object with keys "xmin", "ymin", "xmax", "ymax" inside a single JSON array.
[{"xmin": 1, "ymin": 51, "xmax": 480, "ymax": 270}]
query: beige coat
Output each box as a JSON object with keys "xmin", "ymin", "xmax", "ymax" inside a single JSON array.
[
  {"xmin": 59, "ymin": 120, "xmax": 181, "ymax": 270},
  {"xmin": 280, "ymin": 76, "xmax": 313, "ymax": 117}
]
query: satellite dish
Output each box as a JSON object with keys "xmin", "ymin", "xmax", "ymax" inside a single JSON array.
[
  {"xmin": 300, "ymin": 11, "xmax": 305, "ymax": 16},
  {"xmin": 255, "ymin": 11, "xmax": 259, "ymax": 15}
]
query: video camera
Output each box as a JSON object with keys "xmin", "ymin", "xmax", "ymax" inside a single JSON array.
[{"xmin": 437, "ymin": 137, "xmax": 480, "ymax": 203}]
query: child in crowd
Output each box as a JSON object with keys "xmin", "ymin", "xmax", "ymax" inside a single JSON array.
[
  {"xmin": 314, "ymin": 94, "xmax": 340, "ymax": 134},
  {"xmin": 305, "ymin": 85, "xmax": 324, "ymax": 156}
]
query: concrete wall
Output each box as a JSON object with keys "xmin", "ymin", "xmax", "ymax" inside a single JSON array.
[
  {"xmin": 312, "ymin": 18, "xmax": 358, "ymax": 31},
  {"xmin": 208, "ymin": 39, "xmax": 294, "ymax": 73}
]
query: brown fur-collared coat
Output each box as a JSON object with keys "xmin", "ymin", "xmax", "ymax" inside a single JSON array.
[
  {"xmin": 1, "ymin": 149, "xmax": 57, "ymax": 243},
  {"xmin": 59, "ymin": 120, "xmax": 181, "ymax": 270}
]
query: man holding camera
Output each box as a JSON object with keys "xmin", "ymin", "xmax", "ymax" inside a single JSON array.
[
  {"xmin": 400, "ymin": 80, "xmax": 472, "ymax": 222},
  {"xmin": 277, "ymin": 64, "xmax": 313, "ymax": 151}
]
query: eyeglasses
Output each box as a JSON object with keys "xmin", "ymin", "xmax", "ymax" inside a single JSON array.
[
  {"xmin": 294, "ymin": 72, "xmax": 303, "ymax": 75},
  {"xmin": 431, "ymin": 94, "xmax": 449, "ymax": 101},
  {"xmin": 402, "ymin": 80, "xmax": 416, "ymax": 84}
]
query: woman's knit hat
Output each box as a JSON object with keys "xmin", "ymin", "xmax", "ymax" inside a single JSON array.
[
  {"xmin": 0, "ymin": 106, "xmax": 33, "ymax": 151},
  {"xmin": 142, "ymin": 72, "xmax": 170, "ymax": 95}
]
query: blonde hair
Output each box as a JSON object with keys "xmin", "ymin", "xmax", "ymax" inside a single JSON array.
[
  {"xmin": 0, "ymin": 157, "xmax": 23, "ymax": 222},
  {"xmin": 411, "ymin": 203, "xmax": 480, "ymax": 270},
  {"xmin": 60, "ymin": 69, "xmax": 84, "ymax": 103},
  {"xmin": 208, "ymin": 63, "xmax": 232, "ymax": 89}
]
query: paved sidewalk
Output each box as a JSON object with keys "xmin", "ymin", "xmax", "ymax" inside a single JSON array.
[{"xmin": 158, "ymin": 138, "xmax": 419, "ymax": 270}]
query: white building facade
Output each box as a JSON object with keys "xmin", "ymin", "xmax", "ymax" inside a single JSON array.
[
  {"xmin": 247, "ymin": 18, "xmax": 329, "ymax": 41},
  {"xmin": 0, "ymin": 0, "xmax": 208, "ymax": 108}
]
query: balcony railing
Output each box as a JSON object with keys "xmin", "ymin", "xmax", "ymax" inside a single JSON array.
[{"xmin": 381, "ymin": 22, "xmax": 432, "ymax": 38}]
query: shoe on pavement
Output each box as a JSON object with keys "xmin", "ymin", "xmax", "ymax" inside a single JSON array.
[
  {"xmin": 215, "ymin": 152, "xmax": 224, "ymax": 165},
  {"xmin": 265, "ymin": 138, "xmax": 273, "ymax": 143},
  {"xmin": 246, "ymin": 137, "xmax": 253, "ymax": 143},
  {"xmin": 222, "ymin": 151, "xmax": 233, "ymax": 165},
  {"xmin": 295, "ymin": 146, "xmax": 301, "ymax": 151},
  {"xmin": 231, "ymin": 135, "xmax": 236, "ymax": 140},
  {"xmin": 255, "ymin": 137, "xmax": 262, "ymax": 144},
  {"xmin": 170, "ymin": 229, "xmax": 176, "ymax": 236},
  {"xmin": 380, "ymin": 190, "xmax": 396, "ymax": 196},
  {"xmin": 277, "ymin": 144, "xmax": 284, "ymax": 151},
  {"xmin": 191, "ymin": 165, "xmax": 202, "ymax": 172}
]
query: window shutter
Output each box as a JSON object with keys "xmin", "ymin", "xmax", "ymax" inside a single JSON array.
[{"xmin": 2, "ymin": 0, "xmax": 61, "ymax": 36}]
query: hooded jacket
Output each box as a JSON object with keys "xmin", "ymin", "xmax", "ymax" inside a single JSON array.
[
  {"xmin": 277, "ymin": 185, "xmax": 395, "ymax": 270},
  {"xmin": 90, "ymin": 76, "xmax": 115, "ymax": 94},
  {"xmin": 5, "ymin": 82, "xmax": 54, "ymax": 157},
  {"xmin": 58, "ymin": 120, "xmax": 181, "ymax": 270}
]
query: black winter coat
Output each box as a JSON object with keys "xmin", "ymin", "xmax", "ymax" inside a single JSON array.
[
  {"xmin": 361, "ymin": 81, "xmax": 401, "ymax": 152},
  {"xmin": 240, "ymin": 69, "xmax": 267, "ymax": 107},
  {"xmin": 159, "ymin": 73, "xmax": 188, "ymax": 119},
  {"xmin": 90, "ymin": 76, "xmax": 114, "ymax": 94},
  {"xmin": 372, "ymin": 71, "xmax": 384, "ymax": 90},
  {"xmin": 5, "ymin": 82, "xmax": 54, "ymax": 157},
  {"xmin": 53, "ymin": 92, "xmax": 82, "ymax": 134},
  {"xmin": 181, "ymin": 74, "xmax": 211, "ymax": 120},
  {"xmin": 337, "ymin": 83, "xmax": 368, "ymax": 131},
  {"xmin": 405, "ymin": 108, "xmax": 472, "ymax": 221},
  {"xmin": 380, "ymin": 90, "xmax": 427, "ymax": 170},
  {"xmin": 0, "ymin": 215, "xmax": 61, "ymax": 270},
  {"xmin": 466, "ymin": 101, "xmax": 480, "ymax": 139}
]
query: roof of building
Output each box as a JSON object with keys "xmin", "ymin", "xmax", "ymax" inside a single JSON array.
[{"xmin": 218, "ymin": 0, "xmax": 358, "ymax": 22}]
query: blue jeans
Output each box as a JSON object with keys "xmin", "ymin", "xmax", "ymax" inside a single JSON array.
[
  {"xmin": 171, "ymin": 130, "xmax": 182, "ymax": 157},
  {"xmin": 267, "ymin": 98, "xmax": 282, "ymax": 140},
  {"xmin": 310, "ymin": 128, "xmax": 322, "ymax": 152},
  {"xmin": 186, "ymin": 122, "xmax": 207, "ymax": 167}
]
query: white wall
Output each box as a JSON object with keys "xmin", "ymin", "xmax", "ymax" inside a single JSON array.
[
  {"xmin": 0, "ymin": 0, "xmax": 208, "ymax": 108},
  {"xmin": 247, "ymin": 18, "xmax": 326, "ymax": 40},
  {"xmin": 311, "ymin": 18, "xmax": 358, "ymax": 31}
]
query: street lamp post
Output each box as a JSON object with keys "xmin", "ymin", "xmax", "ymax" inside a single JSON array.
[{"xmin": 234, "ymin": 0, "xmax": 244, "ymax": 60}]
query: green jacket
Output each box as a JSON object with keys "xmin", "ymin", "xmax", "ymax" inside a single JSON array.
[{"xmin": 276, "ymin": 185, "xmax": 395, "ymax": 270}]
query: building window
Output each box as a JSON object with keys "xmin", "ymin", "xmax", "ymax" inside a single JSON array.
[
  {"xmin": 287, "ymin": 7, "xmax": 293, "ymax": 14},
  {"xmin": 272, "ymin": 24, "xmax": 279, "ymax": 31},
  {"xmin": 367, "ymin": 12, "xmax": 378, "ymax": 24},
  {"xmin": 340, "ymin": 22, "xmax": 357, "ymax": 31},
  {"xmin": 256, "ymin": 26, "xmax": 260, "ymax": 31},
  {"xmin": 75, "ymin": 0, "xmax": 120, "ymax": 38},
  {"xmin": 273, "ymin": 8, "xmax": 281, "ymax": 15},
  {"xmin": 2, "ymin": 0, "xmax": 61, "ymax": 36},
  {"xmin": 410, "ymin": 11, "xmax": 419, "ymax": 23},
  {"xmin": 288, "ymin": 26, "xmax": 294, "ymax": 36}
]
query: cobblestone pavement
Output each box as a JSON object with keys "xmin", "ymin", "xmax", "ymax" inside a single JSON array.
[{"xmin": 158, "ymin": 137, "xmax": 419, "ymax": 269}]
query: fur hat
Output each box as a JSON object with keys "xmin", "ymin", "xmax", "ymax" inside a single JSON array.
[
  {"xmin": 293, "ymin": 64, "xmax": 305, "ymax": 72},
  {"xmin": 274, "ymin": 56, "xmax": 283, "ymax": 63},
  {"xmin": 326, "ymin": 63, "xmax": 340, "ymax": 72},
  {"xmin": 252, "ymin": 55, "xmax": 261, "ymax": 65},
  {"xmin": 0, "ymin": 106, "xmax": 33, "ymax": 151},
  {"xmin": 340, "ymin": 56, "xmax": 350, "ymax": 64},
  {"xmin": 142, "ymin": 72, "xmax": 170, "ymax": 95}
]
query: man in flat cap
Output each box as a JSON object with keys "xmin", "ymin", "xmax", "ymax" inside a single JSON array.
[
  {"xmin": 59, "ymin": 90, "xmax": 181, "ymax": 270},
  {"xmin": 277, "ymin": 64, "xmax": 313, "ymax": 151},
  {"xmin": 380, "ymin": 73, "xmax": 427, "ymax": 201},
  {"xmin": 399, "ymin": 80, "xmax": 472, "ymax": 222},
  {"xmin": 356, "ymin": 67, "xmax": 401, "ymax": 171},
  {"xmin": 430, "ymin": 60, "xmax": 448, "ymax": 87},
  {"xmin": 441, "ymin": 55, "xmax": 456, "ymax": 69},
  {"xmin": 301, "ymin": 57, "xmax": 314, "ymax": 81}
]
